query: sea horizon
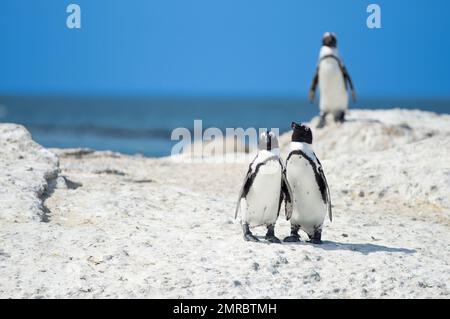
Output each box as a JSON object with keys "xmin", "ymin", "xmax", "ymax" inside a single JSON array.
[{"xmin": 1, "ymin": 95, "xmax": 449, "ymax": 157}]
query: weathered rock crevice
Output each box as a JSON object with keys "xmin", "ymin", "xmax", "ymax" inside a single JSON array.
[
  {"xmin": 0, "ymin": 124, "xmax": 61, "ymax": 222},
  {"xmin": 37, "ymin": 170, "xmax": 60, "ymax": 223}
]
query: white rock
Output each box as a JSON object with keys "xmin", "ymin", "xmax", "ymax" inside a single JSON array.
[
  {"xmin": 280, "ymin": 109, "xmax": 450, "ymax": 159},
  {"xmin": 0, "ymin": 124, "xmax": 59, "ymax": 222},
  {"xmin": 0, "ymin": 109, "xmax": 449, "ymax": 298}
]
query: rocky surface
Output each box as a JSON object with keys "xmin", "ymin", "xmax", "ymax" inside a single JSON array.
[
  {"xmin": 0, "ymin": 124, "xmax": 59, "ymax": 223},
  {"xmin": 0, "ymin": 109, "xmax": 449, "ymax": 298}
]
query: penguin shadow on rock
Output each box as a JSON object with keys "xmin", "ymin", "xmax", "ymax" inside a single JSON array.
[
  {"xmin": 309, "ymin": 241, "xmax": 416, "ymax": 255},
  {"xmin": 277, "ymin": 234, "xmax": 416, "ymax": 254},
  {"xmin": 309, "ymin": 32, "xmax": 357, "ymax": 129}
]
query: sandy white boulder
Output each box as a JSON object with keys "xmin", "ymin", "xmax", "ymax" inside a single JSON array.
[
  {"xmin": 0, "ymin": 109, "xmax": 449, "ymax": 298},
  {"xmin": 280, "ymin": 109, "xmax": 450, "ymax": 159},
  {"xmin": 0, "ymin": 124, "xmax": 59, "ymax": 222},
  {"xmin": 279, "ymin": 109, "xmax": 450, "ymax": 213}
]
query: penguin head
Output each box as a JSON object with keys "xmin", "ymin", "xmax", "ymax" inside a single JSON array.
[
  {"xmin": 291, "ymin": 122, "xmax": 313, "ymax": 144},
  {"xmin": 322, "ymin": 32, "xmax": 337, "ymax": 48},
  {"xmin": 259, "ymin": 130, "xmax": 279, "ymax": 152}
]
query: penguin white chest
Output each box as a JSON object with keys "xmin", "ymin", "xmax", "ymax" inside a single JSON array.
[
  {"xmin": 242, "ymin": 161, "xmax": 282, "ymax": 227},
  {"xmin": 286, "ymin": 156, "xmax": 327, "ymax": 235},
  {"xmin": 318, "ymin": 60, "xmax": 348, "ymax": 113}
]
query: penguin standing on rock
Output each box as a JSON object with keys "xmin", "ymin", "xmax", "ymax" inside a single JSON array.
[
  {"xmin": 284, "ymin": 122, "xmax": 332, "ymax": 244},
  {"xmin": 235, "ymin": 131, "xmax": 293, "ymax": 243},
  {"xmin": 309, "ymin": 32, "xmax": 357, "ymax": 128}
]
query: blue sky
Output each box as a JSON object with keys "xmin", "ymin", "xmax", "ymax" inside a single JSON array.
[{"xmin": 0, "ymin": 0, "xmax": 449, "ymax": 98}]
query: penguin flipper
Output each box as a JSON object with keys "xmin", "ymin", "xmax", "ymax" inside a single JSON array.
[
  {"xmin": 281, "ymin": 171, "xmax": 294, "ymax": 221},
  {"xmin": 319, "ymin": 167, "xmax": 332, "ymax": 222},
  {"xmin": 235, "ymin": 170, "xmax": 253, "ymax": 219},
  {"xmin": 315, "ymin": 155, "xmax": 332, "ymax": 222}
]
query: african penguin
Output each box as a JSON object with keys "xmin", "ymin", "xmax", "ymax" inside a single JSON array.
[
  {"xmin": 283, "ymin": 122, "xmax": 332, "ymax": 244},
  {"xmin": 235, "ymin": 131, "xmax": 293, "ymax": 243},
  {"xmin": 309, "ymin": 32, "xmax": 356, "ymax": 128}
]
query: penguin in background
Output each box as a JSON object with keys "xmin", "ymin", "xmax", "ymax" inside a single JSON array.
[
  {"xmin": 284, "ymin": 122, "xmax": 332, "ymax": 244},
  {"xmin": 235, "ymin": 131, "xmax": 293, "ymax": 243},
  {"xmin": 309, "ymin": 32, "xmax": 357, "ymax": 128}
]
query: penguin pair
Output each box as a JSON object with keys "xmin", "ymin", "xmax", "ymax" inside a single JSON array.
[
  {"xmin": 309, "ymin": 32, "xmax": 357, "ymax": 128},
  {"xmin": 235, "ymin": 123, "xmax": 332, "ymax": 244}
]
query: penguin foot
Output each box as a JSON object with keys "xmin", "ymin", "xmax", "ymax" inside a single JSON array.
[
  {"xmin": 334, "ymin": 111, "xmax": 346, "ymax": 123},
  {"xmin": 243, "ymin": 223, "xmax": 259, "ymax": 242},
  {"xmin": 309, "ymin": 228, "xmax": 322, "ymax": 244},
  {"xmin": 265, "ymin": 225, "xmax": 280, "ymax": 243},
  {"xmin": 265, "ymin": 236, "xmax": 282, "ymax": 244},
  {"xmin": 244, "ymin": 233, "xmax": 260, "ymax": 242},
  {"xmin": 283, "ymin": 235, "xmax": 301, "ymax": 243},
  {"xmin": 316, "ymin": 113, "xmax": 327, "ymax": 129}
]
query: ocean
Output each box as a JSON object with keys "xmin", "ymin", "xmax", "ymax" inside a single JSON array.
[{"xmin": 0, "ymin": 96, "xmax": 449, "ymax": 157}]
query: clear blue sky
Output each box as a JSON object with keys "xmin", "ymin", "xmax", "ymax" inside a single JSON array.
[{"xmin": 0, "ymin": 0, "xmax": 449, "ymax": 98}]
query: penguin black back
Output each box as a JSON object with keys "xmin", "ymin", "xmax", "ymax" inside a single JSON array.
[{"xmin": 291, "ymin": 122, "xmax": 313, "ymax": 144}]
